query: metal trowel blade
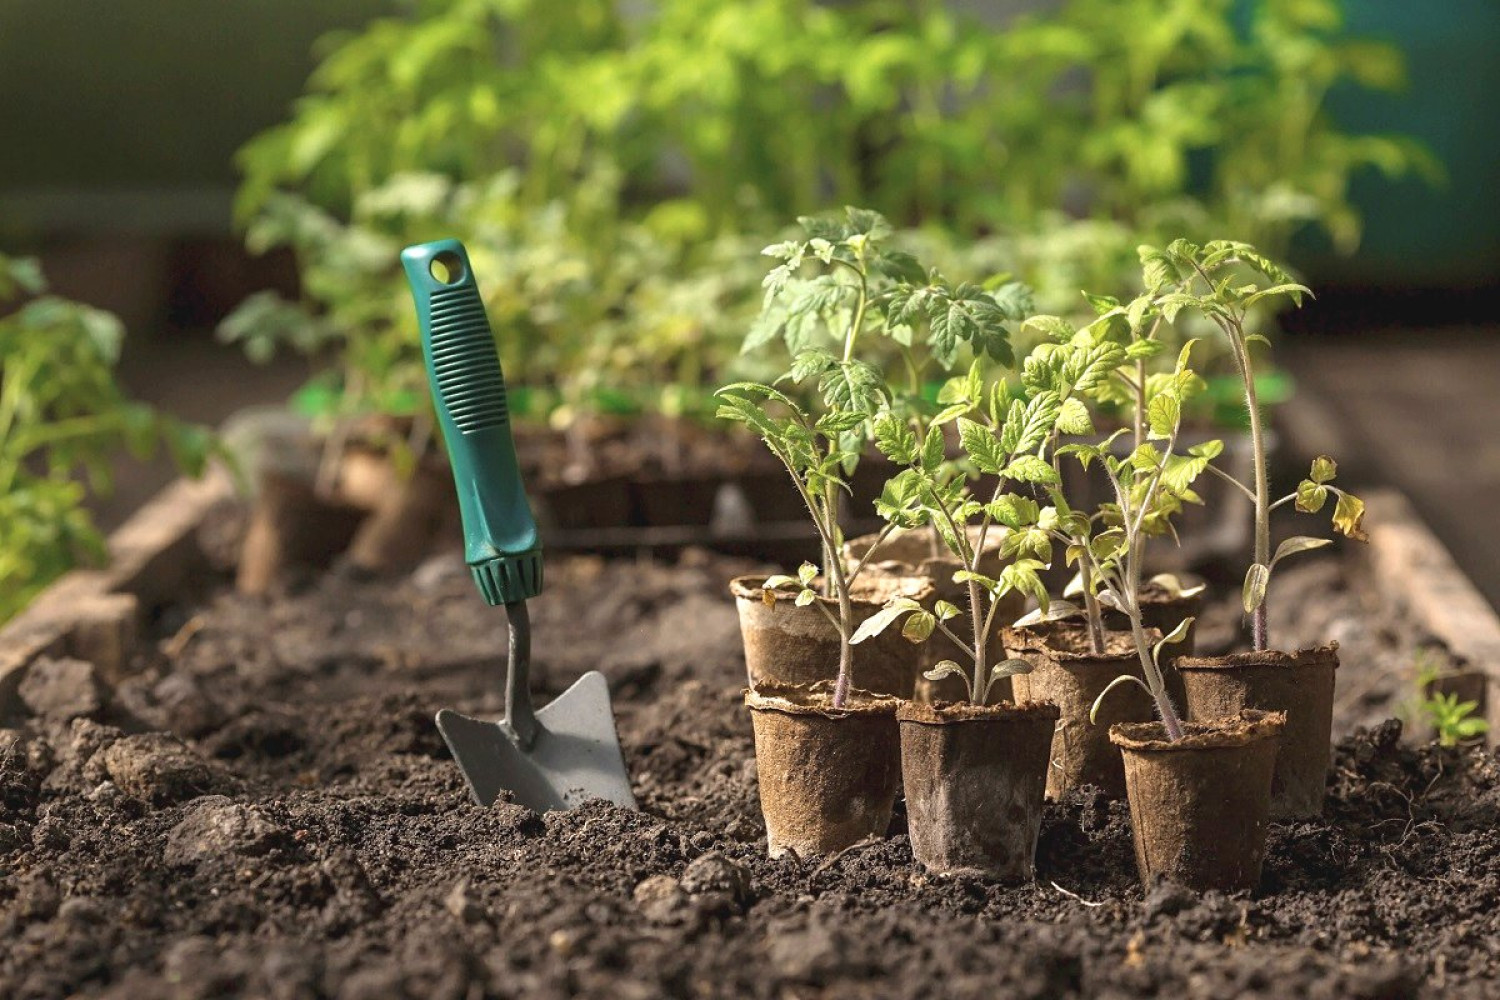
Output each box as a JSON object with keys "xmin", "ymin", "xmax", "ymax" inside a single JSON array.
[{"xmin": 435, "ymin": 670, "xmax": 637, "ymax": 813}]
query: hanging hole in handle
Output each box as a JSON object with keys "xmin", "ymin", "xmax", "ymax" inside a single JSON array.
[{"xmin": 429, "ymin": 250, "xmax": 466, "ymax": 285}]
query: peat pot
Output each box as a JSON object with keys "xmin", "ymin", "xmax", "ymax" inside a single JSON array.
[
  {"xmin": 1003, "ymin": 621, "xmax": 1163, "ymax": 800},
  {"xmin": 745, "ymin": 684, "xmax": 901, "ymax": 858},
  {"xmin": 1176, "ymin": 644, "xmax": 1339, "ymax": 820},
  {"xmin": 897, "ymin": 700, "xmax": 1059, "ymax": 881},
  {"xmin": 730, "ymin": 575, "xmax": 932, "ymax": 698},
  {"xmin": 843, "ymin": 527, "xmax": 1024, "ymax": 703},
  {"xmin": 1110, "ymin": 710, "xmax": 1285, "ymax": 893},
  {"xmin": 237, "ymin": 469, "xmax": 364, "ymax": 595}
]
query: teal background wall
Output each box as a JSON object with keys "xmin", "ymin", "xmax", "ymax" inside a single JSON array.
[
  {"xmin": 0, "ymin": 1, "xmax": 389, "ymax": 234},
  {"xmin": 1316, "ymin": 0, "xmax": 1500, "ymax": 287},
  {"xmin": 0, "ymin": 1, "xmax": 1493, "ymax": 285}
]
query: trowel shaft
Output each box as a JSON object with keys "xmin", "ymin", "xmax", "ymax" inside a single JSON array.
[{"xmin": 503, "ymin": 600, "xmax": 539, "ymax": 749}]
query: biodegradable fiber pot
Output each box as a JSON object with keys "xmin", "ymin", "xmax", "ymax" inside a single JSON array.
[
  {"xmin": 746, "ymin": 684, "xmax": 901, "ymax": 858},
  {"xmin": 237, "ymin": 469, "xmax": 365, "ymax": 595},
  {"xmin": 897, "ymin": 700, "xmax": 1060, "ymax": 881},
  {"xmin": 730, "ymin": 575, "xmax": 933, "ymax": 698},
  {"xmin": 1110, "ymin": 710, "xmax": 1285, "ymax": 893},
  {"xmin": 843, "ymin": 527, "xmax": 1024, "ymax": 703},
  {"xmin": 1003, "ymin": 621, "xmax": 1162, "ymax": 800},
  {"xmin": 1176, "ymin": 644, "xmax": 1339, "ymax": 821}
]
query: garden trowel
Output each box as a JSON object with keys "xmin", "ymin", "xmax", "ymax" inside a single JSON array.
[{"xmin": 401, "ymin": 238, "xmax": 636, "ymax": 813}]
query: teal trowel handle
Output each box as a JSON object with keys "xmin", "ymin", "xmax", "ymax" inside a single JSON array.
[{"xmin": 402, "ymin": 239, "xmax": 542, "ymax": 606}]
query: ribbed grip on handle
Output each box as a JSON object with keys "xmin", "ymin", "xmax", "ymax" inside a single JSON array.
[
  {"xmin": 403, "ymin": 239, "xmax": 541, "ymax": 605},
  {"xmin": 428, "ymin": 281, "xmax": 509, "ymax": 432}
]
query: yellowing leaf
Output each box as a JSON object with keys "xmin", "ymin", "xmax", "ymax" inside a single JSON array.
[{"xmin": 1333, "ymin": 492, "xmax": 1368, "ymax": 542}]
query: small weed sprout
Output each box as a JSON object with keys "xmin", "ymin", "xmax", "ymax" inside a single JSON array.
[
  {"xmin": 1410, "ymin": 649, "xmax": 1490, "ymax": 748},
  {"xmin": 1421, "ymin": 693, "xmax": 1489, "ymax": 748}
]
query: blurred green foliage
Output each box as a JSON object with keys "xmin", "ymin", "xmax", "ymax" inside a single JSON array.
[
  {"xmin": 0, "ymin": 256, "xmax": 215, "ymax": 622},
  {"xmin": 225, "ymin": 0, "xmax": 1434, "ymax": 443}
]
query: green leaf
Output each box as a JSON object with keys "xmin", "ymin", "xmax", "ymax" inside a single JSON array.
[
  {"xmin": 921, "ymin": 423, "xmax": 946, "ymax": 471},
  {"xmin": 990, "ymin": 658, "xmax": 1035, "ymax": 680},
  {"xmin": 819, "ymin": 359, "xmax": 888, "ymax": 415},
  {"xmin": 1243, "ymin": 283, "xmax": 1313, "ymax": 309},
  {"xmin": 1014, "ymin": 391, "xmax": 1061, "ymax": 453},
  {"xmin": 762, "ymin": 240, "xmax": 805, "ymax": 262},
  {"xmin": 953, "ymin": 569, "xmax": 1000, "ymax": 591},
  {"xmin": 983, "ymin": 658, "xmax": 1035, "ymax": 699},
  {"xmin": 844, "ymin": 205, "xmax": 892, "ymax": 241},
  {"xmin": 1012, "ymin": 600, "xmax": 1083, "ymax": 628},
  {"xmin": 797, "ymin": 561, "xmax": 818, "ymax": 585},
  {"xmin": 985, "ymin": 494, "xmax": 1037, "ymax": 529},
  {"xmin": 1125, "ymin": 339, "xmax": 1167, "ymax": 361},
  {"xmin": 1174, "ymin": 339, "xmax": 1199, "ymax": 377},
  {"xmin": 762, "ymin": 575, "xmax": 798, "ymax": 590},
  {"xmin": 1157, "ymin": 616, "xmax": 1195, "ymax": 650},
  {"xmin": 1069, "ymin": 343, "xmax": 1127, "ymax": 395},
  {"xmin": 902, "ymin": 611, "xmax": 936, "ymax": 643},
  {"xmin": 931, "ymin": 403, "xmax": 970, "ymax": 426},
  {"xmin": 849, "ymin": 597, "xmax": 925, "ymax": 645},
  {"xmin": 1295, "ymin": 480, "xmax": 1328, "ymax": 514},
  {"xmin": 1083, "ymin": 292, "xmax": 1120, "ymax": 316},
  {"xmin": 1189, "ymin": 439, "xmax": 1224, "ymax": 460},
  {"xmin": 1271, "ymin": 536, "xmax": 1332, "ymax": 568},
  {"xmin": 957, "ymin": 418, "xmax": 1004, "ymax": 475},
  {"xmin": 1242, "ymin": 562, "xmax": 1271, "ymax": 613},
  {"xmin": 1089, "ymin": 674, "xmax": 1154, "ymax": 724},
  {"xmin": 789, "ymin": 348, "xmax": 837, "ymax": 383},
  {"xmin": 1148, "ymin": 573, "xmax": 1207, "ymax": 599},
  {"xmin": 934, "ymin": 600, "xmax": 961, "ymax": 621},
  {"xmin": 1023, "ymin": 315, "xmax": 1074, "ymax": 342},
  {"xmin": 872, "ymin": 250, "xmax": 925, "ymax": 283},
  {"xmin": 1310, "ymin": 455, "xmax": 1337, "ymax": 485},
  {"xmin": 816, "ymin": 410, "xmax": 867, "ymax": 435},
  {"xmin": 1138, "ymin": 245, "xmax": 1182, "ymax": 292},
  {"xmin": 876, "ymin": 470, "xmax": 928, "ymax": 527},
  {"xmin": 873, "ymin": 414, "xmax": 918, "ymax": 464},
  {"xmin": 922, "ymin": 660, "xmax": 970, "ymax": 697},
  {"xmin": 1147, "ymin": 391, "xmax": 1180, "ymax": 439},
  {"xmin": 1002, "ymin": 455, "xmax": 1058, "ymax": 484},
  {"xmin": 794, "ymin": 589, "xmax": 817, "ymax": 607},
  {"xmin": 715, "ymin": 397, "xmax": 780, "ymax": 442}
]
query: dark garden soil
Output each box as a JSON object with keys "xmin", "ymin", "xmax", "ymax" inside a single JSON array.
[{"xmin": 1, "ymin": 544, "xmax": 1496, "ymax": 999}]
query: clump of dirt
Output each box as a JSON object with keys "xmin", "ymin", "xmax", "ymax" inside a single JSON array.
[{"xmin": 1, "ymin": 551, "xmax": 1496, "ymax": 998}]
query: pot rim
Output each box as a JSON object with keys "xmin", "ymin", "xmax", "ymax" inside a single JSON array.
[
  {"xmin": 1109, "ymin": 709, "xmax": 1286, "ymax": 752},
  {"xmin": 841, "ymin": 525, "xmax": 1009, "ymax": 571},
  {"xmin": 1003, "ymin": 620, "xmax": 1160, "ymax": 662},
  {"xmin": 897, "ymin": 699, "xmax": 1061, "ymax": 725},
  {"xmin": 1176, "ymin": 642, "xmax": 1340, "ymax": 672},
  {"xmin": 744, "ymin": 682, "xmax": 899, "ymax": 719},
  {"xmin": 1133, "ymin": 578, "xmax": 1207, "ymax": 610},
  {"xmin": 729, "ymin": 573, "xmax": 933, "ymax": 610}
]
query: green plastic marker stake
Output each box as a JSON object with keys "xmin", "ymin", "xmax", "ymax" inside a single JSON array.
[{"xmin": 402, "ymin": 239, "xmax": 635, "ymax": 812}]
